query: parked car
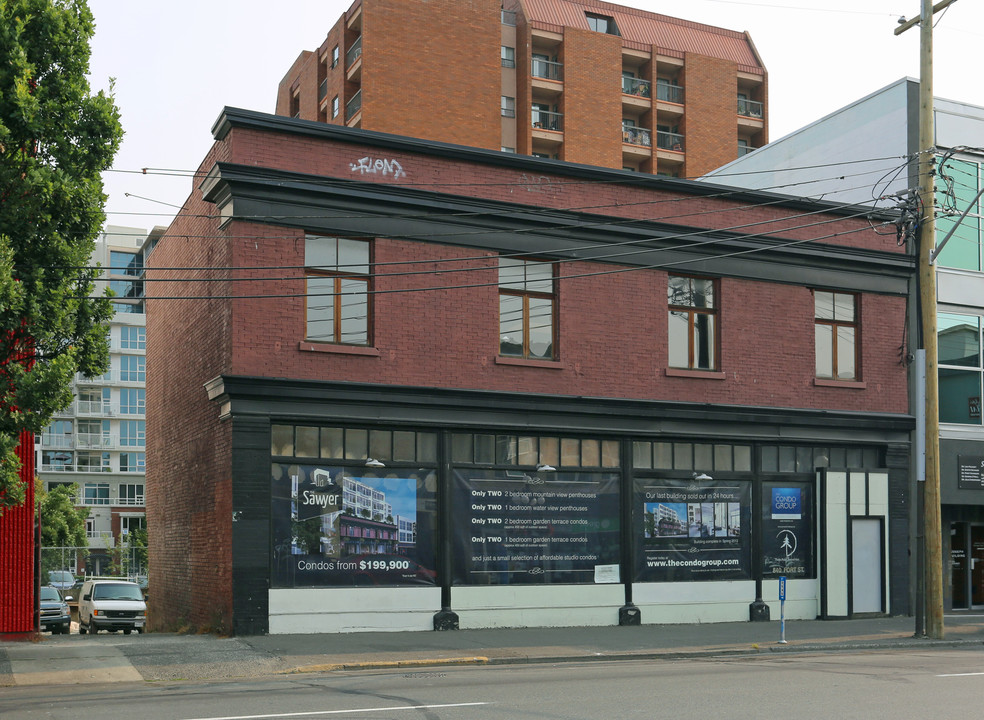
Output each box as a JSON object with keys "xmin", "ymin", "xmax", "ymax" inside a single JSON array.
[
  {"xmin": 77, "ymin": 579, "xmax": 146, "ymax": 635},
  {"xmin": 39, "ymin": 585, "xmax": 71, "ymax": 634},
  {"xmin": 46, "ymin": 570, "xmax": 75, "ymax": 592}
]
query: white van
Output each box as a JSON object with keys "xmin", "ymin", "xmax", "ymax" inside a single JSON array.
[{"xmin": 77, "ymin": 579, "xmax": 147, "ymax": 635}]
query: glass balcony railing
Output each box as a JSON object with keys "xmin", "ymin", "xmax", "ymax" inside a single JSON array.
[
  {"xmin": 655, "ymin": 82, "xmax": 684, "ymax": 104},
  {"xmin": 346, "ymin": 89, "xmax": 362, "ymax": 121},
  {"xmin": 738, "ymin": 144, "xmax": 756, "ymax": 157},
  {"xmin": 319, "ymin": 79, "xmax": 328, "ymax": 102},
  {"xmin": 656, "ymin": 131, "xmax": 685, "ymax": 152},
  {"xmin": 531, "ymin": 59, "xmax": 563, "ymax": 82},
  {"xmin": 346, "ymin": 36, "xmax": 363, "ymax": 68},
  {"xmin": 531, "ymin": 111, "xmax": 563, "ymax": 132},
  {"xmin": 621, "ymin": 76, "xmax": 651, "ymax": 98},
  {"xmin": 501, "ymin": 9, "xmax": 517, "ymax": 26},
  {"xmin": 737, "ymin": 97, "xmax": 763, "ymax": 118},
  {"xmin": 622, "ymin": 125, "xmax": 651, "ymax": 147}
]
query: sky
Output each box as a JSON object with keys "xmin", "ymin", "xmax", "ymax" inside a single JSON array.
[{"xmin": 85, "ymin": 0, "xmax": 984, "ymax": 231}]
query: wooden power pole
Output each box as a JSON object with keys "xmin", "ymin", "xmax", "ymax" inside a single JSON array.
[{"xmin": 896, "ymin": 0, "xmax": 958, "ymax": 641}]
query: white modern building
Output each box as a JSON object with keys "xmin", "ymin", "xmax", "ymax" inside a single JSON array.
[
  {"xmin": 38, "ymin": 225, "xmax": 162, "ymax": 574},
  {"xmin": 704, "ymin": 78, "xmax": 984, "ymax": 610}
]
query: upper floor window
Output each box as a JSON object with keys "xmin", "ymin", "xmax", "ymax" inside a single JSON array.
[
  {"xmin": 110, "ymin": 251, "xmax": 141, "ymax": 276},
  {"xmin": 939, "ymin": 312, "xmax": 983, "ymax": 424},
  {"xmin": 937, "ymin": 157, "xmax": 983, "ymax": 271},
  {"xmin": 501, "ymin": 96, "xmax": 515, "ymax": 118},
  {"xmin": 332, "ymin": 95, "xmax": 339, "ymax": 118},
  {"xmin": 120, "ymin": 325, "xmax": 145, "ymax": 349},
  {"xmin": 499, "ymin": 257, "xmax": 555, "ymax": 360},
  {"xmin": 501, "ymin": 46, "xmax": 515, "ymax": 68},
  {"xmin": 120, "ymin": 388, "xmax": 146, "ymax": 414},
  {"xmin": 667, "ymin": 275, "xmax": 718, "ymax": 371},
  {"xmin": 331, "ymin": 45, "xmax": 339, "ymax": 68},
  {"xmin": 120, "ymin": 354, "xmax": 145, "ymax": 382},
  {"xmin": 815, "ymin": 291, "xmax": 858, "ymax": 380},
  {"xmin": 586, "ymin": 12, "xmax": 619, "ymax": 35},
  {"xmin": 305, "ymin": 236, "xmax": 371, "ymax": 345}
]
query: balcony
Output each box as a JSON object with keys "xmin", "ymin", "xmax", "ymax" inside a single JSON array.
[
  {"xmin": 319, "ymin": 78, "xmax": 328, "ymax": 102},
  {"xmin": 656, "ymin": 82, "xmax": 684, "ymax": 105},
  {"xmin": 346, "ymin": 36, "xmax": 362, "ymax": 68},
  {"xmin": 78, "ymin": 495, "xmax": 146, "ymax": 507},
  {"xmin": 737, "ymin": 97, "xmax": 763, "ymax": 118},
  {"xmin": 41, "ymin": 433, "xmax": 73, "ymax": 449},
  {"xmin": 622, "ymin": 125, "xmax": 652, "ymax": 147},
  {"xmin": 656, "ymin": 131, "xmax": 685, "ymax": 152},
  {"xmin": 532, "ymin": 111, "xmax": 563, "ymax": 133},
  {"xmin": 622, "ymin": 76, "xmax": 651, "ymax": 99},
  {"xmin": 501, "ymin": 9, "xmax": 517, "ymax": 25},
  {"xmin": 532, "ymin": 58, "xmax": 563, "ymax": 82},
  {"xmin": 346, "ymin": 89, "xmax": 362, "ymax": 124},
  {"xmin": 738, "ymin": 143, "xmax": 757, "ymax": 157}
]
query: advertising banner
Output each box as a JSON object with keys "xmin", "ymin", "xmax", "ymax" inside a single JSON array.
[
  {"xmin": 452, "ymin": 470, "xmax": 620, "ymax": 585},
  {"xmin": 634, "ymin": 478, "xmax": 751, "ymax": 582},
  {"xmin": 271, "ymin": 463, "xmax": 436, "ymax": 587},
  {"xmin": 761, "ymin": 483, "xmax": 814, "ymax": 578}
]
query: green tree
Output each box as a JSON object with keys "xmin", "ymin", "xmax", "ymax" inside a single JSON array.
[
  {"xmin": 0, "ymin": 0, "xmax": 122, "ymax": 510},
  {"xmin": 37, "ymin": 480, "xmax": 88, "ymax": 576}
]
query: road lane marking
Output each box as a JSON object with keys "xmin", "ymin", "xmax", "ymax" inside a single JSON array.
[
  {"xmin": 937, "ymin": 672, "xmax": 984, "ymax": 677},
  {"xmin": 184, "ymin": 702, "xmax": 490, "ymax": 720}
]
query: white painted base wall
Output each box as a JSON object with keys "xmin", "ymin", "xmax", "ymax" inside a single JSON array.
[
  {"xmin": 268, "ymin": 587, "xmax": 441, "ymax": 634},
  {"xmin": 452, "ymin": 584, "xmax": 624, "ymax": 628},
  {"xmin": 267, "ymin": 579, "xmax": 820, "ymax": 633},
  {"xmin": 634, "ymin": 579, "xmax": 819, "ymax": 624}
]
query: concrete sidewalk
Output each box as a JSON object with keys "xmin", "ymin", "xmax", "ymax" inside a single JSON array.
[{"xmin": 2, "ymin": 614, "xmax": 983, "ymax": 686}]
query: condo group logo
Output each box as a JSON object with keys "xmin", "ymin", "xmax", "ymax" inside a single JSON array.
[{"xmin": 771, "ymin": 488, "xmax": 802, "ymax": 520}]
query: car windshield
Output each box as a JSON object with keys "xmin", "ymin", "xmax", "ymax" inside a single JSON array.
[
  {"xmin": 92, "ymin": 583, "xmax": 143, "ymax": 601},
  {"xmin": 48, "ymin": 571, "xmax": 72, "ymax": 582},
  {"xmin": 40, "ymin": 587, "xmax": 62, "ymax": 601}
]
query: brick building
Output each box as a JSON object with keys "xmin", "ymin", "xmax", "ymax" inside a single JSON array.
[
  {"xmin": 147, "ymin": 108, "xmax": 912, "ymax": 635},
  {"xmin": 276, "ymin": 0, "xmax": 767, "ymax": 177}
]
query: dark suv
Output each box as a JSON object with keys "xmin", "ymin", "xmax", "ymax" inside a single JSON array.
[{"xmin": 39, "ymin": 585, "xmax": 71, "ymax": 634}]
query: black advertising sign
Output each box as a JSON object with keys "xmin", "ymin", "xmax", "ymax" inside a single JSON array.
[
  {"xmin": 635, "ymin": 478, "xmax": 751, "ymax": 582},
  {"xmin": 271, "ymin": 463, "xmax": 436, "ymax": 587},
  {"xmin": 957, "ymin": 455, "xmax": 984, "ymax": 490},
  {"xmin": 452, "ymin": 470, "xmax": 620, "ymax": 585},
  {"xmin": 761, "ymin": 483, "xmax": 814, "ymax": 578}
]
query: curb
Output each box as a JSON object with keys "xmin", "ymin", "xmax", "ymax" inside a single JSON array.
[
  {"xmin": 284, "ymin": 656, "xmax": 491, "ymax": 673},
  {"xmin": 279, "ymin": 637, "xmax": 984, "ymax": 673}
]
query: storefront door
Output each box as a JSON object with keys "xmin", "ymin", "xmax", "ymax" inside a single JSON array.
[
  {"xmin": 951, "ymin": 523, "xmax": 969, "ymax": 609},
  {"xmin": 973, "ymin": 526, "xmax": 984, "ymax": 606}
]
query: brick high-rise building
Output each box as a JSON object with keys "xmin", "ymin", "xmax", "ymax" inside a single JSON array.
[{"xmin": 276, "ymin": 0, "xmax": 768, "ymax": 177}]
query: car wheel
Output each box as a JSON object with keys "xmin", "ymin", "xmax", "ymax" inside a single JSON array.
[
  {"xmin": 79, "ymin": 622, "xmax": 86, "ymax": 635},
  {"xmin": 136, "ymin": 627, "xmax": 143, "ymax": 634},
  {"xmin": 123, "ymin": 628, "xmax": 132, "ymax": 635}
]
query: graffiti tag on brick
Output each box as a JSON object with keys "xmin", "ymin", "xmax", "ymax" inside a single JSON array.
[{"xmin": 350, "ymin": 156, "xmax": 406, "ymax": 180}]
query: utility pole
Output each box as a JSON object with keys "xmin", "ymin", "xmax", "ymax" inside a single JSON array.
[{"xmin": 895, "ymin": 0, "xmax": 958, "ymax": 641}]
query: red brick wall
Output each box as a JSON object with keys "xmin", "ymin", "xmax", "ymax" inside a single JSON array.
[
  {"xmin": 226, "ymin": 126, "xmax": 904, "ymax": 256},
  {"xmin": 275, "ymin": 51, "xmax": 314, "ymax": 118},
  {"xmin": 682, "ymin": 52, "xmax": 737, "ymax": 177},
  {"xmin": 560, "ymin": 28, "xmax": 623, "ymax": 167},
  {"xmin": 145, "ymin": 142, "xmax": 236, "ymax": 633},
  {"xmin": 361, "ymin": 0, "xmax": 502, "ymax": 149}
]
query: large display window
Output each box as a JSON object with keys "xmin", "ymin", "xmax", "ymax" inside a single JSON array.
[
  {"xmin": 452, "ymin": 469, "xmax": 620, "ymax": 585},
  {"xmin": 633, "ymin": 477, "xmax": 752, "ymax": 581},
  {"xmin": 761, "ymin": 482, "xmax": 814, "ymax": 578},
  {"xmin": 271, "ymin": 463, "xmax": 437, "ymax": 587}
]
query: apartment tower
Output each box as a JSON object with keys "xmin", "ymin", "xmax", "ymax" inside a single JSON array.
[{"xmin": 276, "ymin": 0, "xmax": 768, "ymax": 177}]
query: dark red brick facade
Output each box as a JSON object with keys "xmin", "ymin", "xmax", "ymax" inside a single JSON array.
[{"xmin": 146, "ymin": 110, "xmax": 911, "ymax": 633}]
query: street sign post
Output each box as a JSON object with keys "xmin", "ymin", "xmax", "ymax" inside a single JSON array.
[{"xmin": 778, "ymin": 576, "xmax": 787, "ymax": 644}]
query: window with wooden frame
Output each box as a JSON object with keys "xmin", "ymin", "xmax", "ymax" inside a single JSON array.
[
  {"xmin": 815, "ymin": 290, "xmax": 858, "ymax": 380},
  {"xmin": 499, "ymin": 257, "xmax": 555, "ymax": 360},
  {"xmin": 667, "ymin": 275, "xmax": 718, "ymax": 370},
  {"xmin": 305, "ymin": 236, "xmax": 371, "ymax": 345}
]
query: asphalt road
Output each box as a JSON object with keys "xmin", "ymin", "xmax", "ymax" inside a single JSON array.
[{"xmin": 2, "ymin": 648, "xmax": 983, "ymax": 720}]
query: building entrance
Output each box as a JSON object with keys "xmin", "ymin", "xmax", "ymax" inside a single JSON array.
[{"xmin": 950, "ymin": 524, "xmax": 984, "ymax": 608}]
